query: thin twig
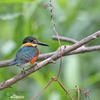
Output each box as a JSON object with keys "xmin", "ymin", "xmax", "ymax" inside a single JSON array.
[
  {"xmin": 52, "ymin": 35, "xmax": 78, "ymax": 43},
  {"xmin": 31, "ymin": 78, "xmax": 54, "ymax": 100},
  {"xmin": 32, "ymin": 77, "xmax": 74, "ymax": 100},
  {"xmin": 56, "ymin": 79, "xmax": 74, "ymax": 100},
  {"xmin": 49, "ymin": 0, "xmax": 62, "ymax": 79},
  {"xmin": 75, "ymin": 85, "xmax": 80, "ymax": 100}
]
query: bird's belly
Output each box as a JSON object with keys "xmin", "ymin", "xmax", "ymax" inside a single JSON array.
[{"xmin": 16, "ymin": 46, "xmax": 39, "ymax": 65}]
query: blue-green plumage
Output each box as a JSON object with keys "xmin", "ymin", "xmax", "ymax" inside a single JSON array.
[
  {"xmin": 8, "ymin": 36, "xmax": 48, "ymax": 66},
  {"xmin": 9, "ymin": 46, "xmax": 38, "ymax": 65}
]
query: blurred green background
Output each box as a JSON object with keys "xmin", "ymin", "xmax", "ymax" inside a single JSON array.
[{"xmin": 0, "ymin": 0, "xmax": 100, "ymax": 100}]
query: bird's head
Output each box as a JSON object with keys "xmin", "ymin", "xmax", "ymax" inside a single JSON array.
[{"xmin": 22, "ymin": 36, "xmax": 48, "ymax": 47}]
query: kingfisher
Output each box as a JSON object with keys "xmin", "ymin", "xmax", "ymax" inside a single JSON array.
[{"xmin": 9, "ymin": 36, "xmax": 48, "ymax": 66}]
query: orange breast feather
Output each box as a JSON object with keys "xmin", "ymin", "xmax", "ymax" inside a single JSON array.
[
  {"xmin": 29, "ymin": 48, "xmax": 39, "ymax": 64},
  {"xmin": 22, "ymin": 43, "xmax": 39, "ymax": 64}
]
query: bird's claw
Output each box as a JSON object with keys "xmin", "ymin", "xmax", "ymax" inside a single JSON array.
[{"xmin": 21, "ymin": 68, "xmax": 26, "ymax": 74}]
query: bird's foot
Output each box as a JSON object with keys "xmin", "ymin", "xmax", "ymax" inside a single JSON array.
[{"xmin": 21, "ymin": 68, "xmax": 26, "ymax": 74}]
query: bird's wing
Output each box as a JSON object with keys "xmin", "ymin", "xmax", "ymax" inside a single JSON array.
[{"xmin": 16, "ymin": 46, "xmax": 38, "ymax": 64}]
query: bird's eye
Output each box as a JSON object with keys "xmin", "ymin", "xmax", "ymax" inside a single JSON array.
[
  {"xmin": 33, "ymin": 40, "xmax": 37, "ymax": 43},
  {"xmin": 30, "ymin": 40, "xmax": 33, "ymax": 42}
]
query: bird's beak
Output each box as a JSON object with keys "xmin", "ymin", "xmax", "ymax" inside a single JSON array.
[{"xmin": 37, "ymin": 41, "xmax": 49, "ymax": 46}]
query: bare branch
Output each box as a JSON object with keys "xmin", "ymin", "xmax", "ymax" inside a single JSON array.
[
  {"xmin": 0, "ymin": 31, "xmax": 100, "ymax": 90},
  {"xmin": 52, "ymin": 35, "xmax": 78, "ymax": 43}
]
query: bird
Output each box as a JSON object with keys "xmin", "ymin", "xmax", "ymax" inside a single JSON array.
[{"xmin": 9, "ymin": 36, "xmax": 48, "ymax": 66}]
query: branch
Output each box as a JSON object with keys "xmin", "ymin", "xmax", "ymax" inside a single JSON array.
[
  {"xmin": 0, "ymin": 31, "xmax": 100, "ymax": 90},
  {"xmin": 52, "ymin": 35, "xmax": 78, "ymax": 43}
]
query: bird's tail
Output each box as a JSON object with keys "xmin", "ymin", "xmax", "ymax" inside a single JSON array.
[{"xmin": 8, "ymin": 59, "xmax": 17, "ymax": 66}]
